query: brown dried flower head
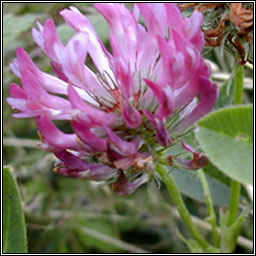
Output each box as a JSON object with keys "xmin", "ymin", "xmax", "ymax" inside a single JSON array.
[{"xmin": 178, "ymin": 3, "xmax": 253, "ymax": 64}]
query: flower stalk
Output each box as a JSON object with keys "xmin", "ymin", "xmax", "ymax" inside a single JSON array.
[
  {"xmin": 234, "ymin": 64, "xmax": 244, "ymax": 105},
  {"xmin": 198, "ymin": 169, "xmax": 220, "ymax": 247},
  {"xmin": 228, "ymin": 181, "xmax": 241, "ymax": 226},
  {"xmin": 156, "ymin": 163, "xmax": 210, "ymax": 248},
  {"xmin": 228, "ymin": 64, "xmax": 244, "ymax": 227}
]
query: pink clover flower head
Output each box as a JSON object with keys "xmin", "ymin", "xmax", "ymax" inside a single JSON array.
[{"xmin": 7, "ymin": 3, "xmax": 217, "ymax": 195}]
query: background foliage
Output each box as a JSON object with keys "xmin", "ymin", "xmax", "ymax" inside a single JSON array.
[{"xmin": 3, "ymin": 3, "xmax": 253, "ymax": 253}]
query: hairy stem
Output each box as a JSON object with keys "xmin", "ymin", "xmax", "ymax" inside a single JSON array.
[
  {"xmin": 228, "ymin": 64, "xmax": 244, "ymax": 226},
  {"xmin": 228, "ymin": 180, "xmax": 241, "ymax": 226},
  {"xmin": 234, "ymin": 64, "xmax": 244, "ymax": 104},
  {"xmin": 156, "ymin": 163, "xmax": 210, "ymax": 248},
  {"xmin": 198, "ymin": 169, "xmax": 220, "ymax": 247}
]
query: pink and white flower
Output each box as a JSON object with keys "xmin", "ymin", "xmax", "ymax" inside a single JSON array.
[{"xmin": 7, "ymin": 3, "xmax": 218, "ymax": 194}]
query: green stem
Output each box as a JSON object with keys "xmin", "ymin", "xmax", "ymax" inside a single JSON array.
[
  {"xmin": 228, "ymin": 180, "xmax": 241, "ymax": 226},
  {"xmin": 234, "ymin": 64, "xmax": 244, "ymax": 104},
  {"xmin": 228, "ymin": 64, "xmax": 244, "ymax": 226},
  {"xmin": 156, "ymin": 163, "xmax": 210, "ymax": 248},
  {"xmin": 198, "ymin": 169, "xmax": 220, "ymax": 247}
]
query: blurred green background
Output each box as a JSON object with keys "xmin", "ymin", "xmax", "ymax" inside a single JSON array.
[{"xmin": 3, "ymin": 3, "xmax": 253, "ymax": 253}]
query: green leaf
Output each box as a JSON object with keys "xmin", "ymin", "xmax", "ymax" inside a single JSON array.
[
  {"xmin": 203, "ymin": 164, "xmax": 248, "ymax": 200},
  {"xmin": 177, "ymin": 230, "xmax": 203, "ymax": 253},
  {"xmin": 203, "ymin": 163, "xmax": 230, "ymax": 187},
  {"xmin": 177, "ymin": 230, "xmax": 221, "ymax": 253},
  {"xmin": 43, "ymin": 228, "xmax": 70, "ymax": 253},
  {"xmin": 215, "ymin": 68, "xmax": 236, "ymax": 109},
  {"xmin": 3, "ymin": 166, "xmax": 27, "ymax": 253},
  {"xmin": 195, "ymin": 105, "xmax": 253, "ymax": 185},
  {"xmin": 220, "ymin": 213, "xmax": 247, "ymax": 253},
  {"xmin": 3, "ymin": 39, "xmax": 25, "ymax": 54},
  {"xmin": 219, "ymin": 209, "xmax": 230, "ymax": 230},
  {"xmin": 3, "ymin": 13, "xmax": 45, "ymax": 50},
  {"xmin": 170, "ymin": 168, "xmax": 233, "ymax": 206}
]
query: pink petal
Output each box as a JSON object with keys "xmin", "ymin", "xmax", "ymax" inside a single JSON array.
[
  {"xmin": 133, "ymin": 4, "xmax": 140, "ymax": 20},
  {"xmin": 36, "ymin": 116, "xmax": 78, "ymax": 151},
  {"xmin": 95, "ymin": 3, "xmax": 138, "ymax": 65},
  {"xmin": 184, "ymin": 11, "xmax": 204, "ymax": 51},
  {"xmin": 57, "ymin": 32, "xmax": 88, "ymax": 84},
  {"xmin": 51, "ymin": 33, "xmax": 114, "ymax": 102},
  {"xmin": 11, "ymin": 111, "xmax": 48, "ymax": 118},
  {"xmin": 60, "ymin": 6, "xmax": 97, "ymax": 35},
  {"xmin": 10, "ymin": 58, "xmax": 21, "ymax": 77},
  {"xmin": 72, "ymin": 121, "xmax": 108, "ymax": 152},
  {"xmin": 104, "ymin": 125, "xmax": 143, "ymax": 156},
  {"xmin": 54, "ymin": 150, "xmax": 91, "ymax": 170},
  {"xmin": 175, "ymin": 157, "xmax": 208, "ymax": 171},
  {"xmin": 144, "ymin": 79, "xmax": 175, "ymax": 120},
  {"xmin": 32, "ymin": 22, "xmax": 44, "ymax": 49},
  {"xmin": 113, "ymin": 152, "xmax": 150, "ymax": 170},
  {"xmin": 115, "ymin": 58, "xmax": 134, "ymax": 99},
  {"xmin": 114, "ymin": 156, "xmax": 136, "ymax": 170},
  {"xmin": 181, "ymin": 140, "xmax": 198, "ymax": 154},
  {"xmin": 9, "ymin": 83, "xmax": 27, "ymax": 99},
  {"xmin": 144, "ymin": 111, "xmax": 172, "ymax": 147},
  {"xmin": 112, "ymin": 171, "xmax": 148, "ymax": 195},
  {"xmin": 173, "ymin": 141, "xmax": 209, "ymax": 170},
  {"xmin": 175, "ymin": 77, "xmax": 218, "ymax": 132},
  {"xmin": 165, "ymin": 3, "xmax": 185, "ymax": 34},
  {"xmin": 16, "ymin": 47, "xmax": 68, "ymax": 95},
  {"xmin": 135, "ymin": 31, "xmax": 160, "ymax": 80},
  {"xmin": 50, "ymin": 61, "xmax": 68, "ymax": 82},
  {"xmin": 122, "ymin": 101, "xmax": 142, "ymax": 129},
  {"xmin": 21, "ymin": 70, "xmax": 71, "ymax": 113},
  {"xmin": 54, "ymin": 150, "xmax": 116, "ymax": 180},
  {"xmin": 32, "ymin": 19, "xmax": 64, "ymax": 63},
  {"xmin": 16, "ymin": 47, "xmax": 40, "ymax": 75},
  {"xmin": 7, "ymin": 96, "xmax": 67, "ymax": 119},
  {"xmin": 157, "ymin": 33, "xmax": 201, "ymax": 90},
  {"xmin": 154, "ymin": 118, "xmax": 172, "ymax": 147},
  {"xmin": 68, "ymin": 85, "xmax": 117, "ymax": 127},
  {"xmin": 173, "ymin": 79, "xmax": 200, "ymax": 109},
  {"xmin": 137, "ymin": 3, "xmax": 168, "ymax": 36},
  {"xmin": 34, "ymin": 26, "xmax": 110, "ymax": 101},
  {"xmin": 60, "ymin": 6, "xmax": 114, "ymax": 78},
  {"xmin": 6, "ymin": 97, "xmax": 27, "ymax": 111},
  {"xmin": 43, "ymin": 19, "xmax": 64, "ymax": 62},
  {"xmin": 157, "ymin": 35, "xmax": 177, "ymax": 85}
]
